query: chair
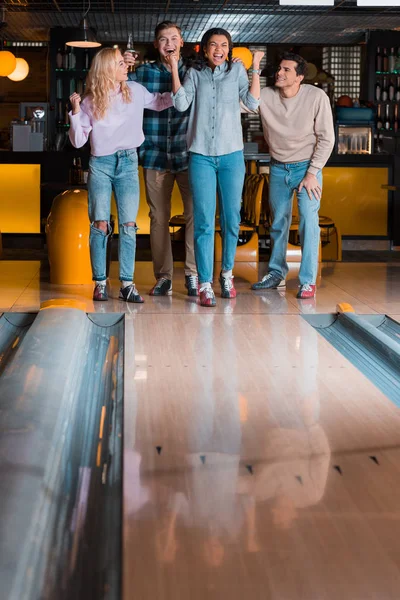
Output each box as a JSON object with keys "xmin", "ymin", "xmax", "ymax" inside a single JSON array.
[
  {"xmin": 169, "ymin": 214, "xmax": 186, "ymax": 242},
  {"xmin": 319, "ymin": 215, "xmax": 342, "ymax": 261},
  {"xmin": 288, "ymin": 213, "xmax": 341, "ymax": 262}
]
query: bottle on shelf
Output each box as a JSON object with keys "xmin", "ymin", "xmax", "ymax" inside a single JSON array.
[
  {"xmin": 374, "ymin": 130, "xmax": 383, "ymax": 153},
  {"xmin": 84, "ymin": 50, "xmax": 90, "ymax": 70},
  {"xmin": 383, "ymin": 47, "xmax": 389, "ymax": 73},
  {"xmin": 56, "ymin": 48, "xmax": 63, "ymax": 69},
  {"xmin": 396, "ymin": 48, "xmax": 400, "ymax": 73},
  {"xmin": 394, "ymin": 105, "xmax": 399, "ymax": 133},
  {"xmin": 381, "ymin": 77, "xmax": 388, "ymax": 102},
  {"xmin": 69, "ymin": 158, "xmax": 78, "ymax": 184},
  {"xmin": 384, "ymin": 104, "xmax": 391, "ymax": 131},
  {"xmin": 70, "ymin": 157, "xmax": 84, "ymax": 184},
  {"xmin": 57, "ymin": 100, "xmax": 63, "ymax": 123},
  {"xmin": 126, "ymin": 33, "xmax": 137, "ymax": 73},
  {"xmin": 395, "ymin": 76, "xmax": 400, "ymax": 102},
  {"xmin": 388, "ymin": 47, "xmax": 396, "ymax": 73},
  {"xmin": 69, "ymin": 48, "xmax": 76, "ymax": 70},
  {"xmin": 376, "ymin": 104, "xmax": 383, "ymax": 131},
  {"xmin": 64, "ymin": 102, "xmax": 70, "ymax": 125},
  {"xmin": 376, "ymin": 46, "xmax": 382, "ymax": 73},
  {"xmin": 56, "ymin": 78, "xmax": 63, "ymax": 99},
  {"xmin": 375, "ymin": 79, "xmax": 382, "ymax": 102},
  {"xmin": 62, "ymin": 46, "xmax": 69, "ymax": 69},
  {"xmin": 389, "ymin": 78, "xmax": 395, "ymax": 101},
  {"xmin": 76, "ymin": 78, "xmax": 84, "ymax": 95},
  {"xmin": 69, "ymin": 78, "xmax": 76, "ymax": 96}
]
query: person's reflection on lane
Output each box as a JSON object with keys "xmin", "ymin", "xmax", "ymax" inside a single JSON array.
[
  {"xmin": 123, "ymin": 315, "xmax": 331, "ymax": 599},
  {"xmin": 238, "ymin": 317, "xmax": 331, "ymax": 538}
]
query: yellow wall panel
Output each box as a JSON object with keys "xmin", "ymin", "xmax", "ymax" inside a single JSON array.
[
  {"xmin": 2, "ymin": 163, "xmax": 387, "ymax": 238},
  {"xmin": 321, "ymin": 167, "xmax": 388, "ymax": 237},
  {"xmin": 0, "ymin": 164, "xmax": 41, "ymax": 233}
]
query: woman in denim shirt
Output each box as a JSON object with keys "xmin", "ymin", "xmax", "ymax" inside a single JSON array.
[
  {"xmin": 69, "ymin": 47, "xmax": 172, "ymax": 303},
  {"xmin": 167, "ymin": 29, "xmax": 263, "ymax": 306}
]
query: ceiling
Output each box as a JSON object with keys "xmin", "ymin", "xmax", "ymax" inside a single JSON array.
[{"xmin": 2, "ymin": 0, "xmax": 400, "ymax": 45}]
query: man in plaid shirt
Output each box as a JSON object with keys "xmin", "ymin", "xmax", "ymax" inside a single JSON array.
[{"xmin": 125, "ymin": 21, "xmax": 198, "ymax": 297}]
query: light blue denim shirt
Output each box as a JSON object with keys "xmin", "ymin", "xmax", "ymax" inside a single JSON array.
[{"xmin": 172, "ymin": 61, "xmax": 259, "ymax": 157}]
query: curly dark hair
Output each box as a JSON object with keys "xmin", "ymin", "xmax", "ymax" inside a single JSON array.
[
  {"xmin": 278, "ymin": 51, "xmax": 308, "ymax": 77},
  {"xmin": 193, "ymin": 28, "xmax": 233, "ymax": 72}
]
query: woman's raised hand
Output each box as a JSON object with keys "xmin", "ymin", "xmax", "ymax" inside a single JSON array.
[
  {"xmin": 69, "ymin": 92, "xmax": 81, "ymax": 115},
  {"xmin": 252, "ymin": 50, "xmax": 265, "ymax": 69}
]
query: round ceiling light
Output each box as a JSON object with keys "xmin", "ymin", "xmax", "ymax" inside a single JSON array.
[
  {"xmin": 0, "ymin": 50, "xmax": 17, "ymax": 77},
  {"xmin": 7, "ymin": 57, "xmax": 29, "ymax": 81}
]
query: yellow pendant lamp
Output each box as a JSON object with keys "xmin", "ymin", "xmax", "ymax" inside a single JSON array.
[
  {"xmin": 0, "ymin": 50, "xmax": 17, "ymax": 77},
  {"xmin": 7, "ymin": 57, "xmax": 29, "ymax": 81}
]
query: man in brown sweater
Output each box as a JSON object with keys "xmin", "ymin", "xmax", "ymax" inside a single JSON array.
[{"xmin": 252, "ymin": 52, "xmax": 335, "ymax": 299}]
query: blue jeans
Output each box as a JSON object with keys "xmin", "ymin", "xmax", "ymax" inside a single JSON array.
[
  {"xmin": 268, "ymin": 160, "xmax": 322, "ymax": 285},
  {"xmin": 189, "ymin": 151, "xmax": 245, "ymax": 284},
  {"xmin": 88, "ymin": 149, "xmax": 139, "ymax": 282}
]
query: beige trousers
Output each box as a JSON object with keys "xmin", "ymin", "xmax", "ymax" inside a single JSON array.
[{"xmin": 143, "ymin": 168, "xmax": 197, "ymax": 280}]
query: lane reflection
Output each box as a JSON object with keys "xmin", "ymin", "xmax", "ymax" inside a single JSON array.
[{"xmin": 125, "ymin": 316, "xmax": 331, "ymax": 597}]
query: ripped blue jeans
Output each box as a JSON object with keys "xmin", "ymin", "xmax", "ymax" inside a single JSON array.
[{"xmin": 88, "ymin": 149, "xmax": 139, "ymax": 282}]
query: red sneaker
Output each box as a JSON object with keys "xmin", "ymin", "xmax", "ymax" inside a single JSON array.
[
  {"xmin": 297, "ymin": 284, "xmax": 316, "ymax": 299},
  {"xmin": 93, "ymin": 283, "xmax": 108, "ymax": 301},
  {"xmin": 219, "ymin": 273, "xmax": 237, "ymax": 299},
  {"xmin": 199, "ymin": 286, "xmax": 216, "ymax": 307}
]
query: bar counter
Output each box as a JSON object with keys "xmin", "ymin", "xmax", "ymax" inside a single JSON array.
[{"xmin": 0, "ymin": 150, "xmax": 398, "ymax": 245}]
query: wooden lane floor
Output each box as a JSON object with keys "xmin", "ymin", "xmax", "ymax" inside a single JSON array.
[
  {"xmin": 1, "ymin": 259, "xmax": 400, "ymax": 316},
  {"xmin": 1, "ymin": 259, "xmax": 400, "ymax": 598},
  {"xmin": 123, "ymin": 310, "xmax": 400, "ymax": 600}
]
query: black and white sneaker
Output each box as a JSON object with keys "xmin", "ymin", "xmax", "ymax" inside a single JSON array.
[
  {"xmin": 251, "ymin": 273, "xmax": 286, "ymax": 290},
  {"xmin": 119, "ymin": 284, "xmax": 144, "ymax": 303},
  {"xmin": 149, "ymin": 277, "xmax": 172, "ymax": 296},
  {"xmin": 185, "ymin": 274, "xmax": 199, "ymax": 297}
]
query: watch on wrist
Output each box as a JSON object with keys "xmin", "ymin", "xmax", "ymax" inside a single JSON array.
[{"xmin": 249, "ymin": 68, "xmax": 262, "ymax": 74}]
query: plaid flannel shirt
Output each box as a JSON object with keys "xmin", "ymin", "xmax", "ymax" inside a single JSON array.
[{"xmin": 129, "ymin": 60, "xmax": 190, "ymax": 172}]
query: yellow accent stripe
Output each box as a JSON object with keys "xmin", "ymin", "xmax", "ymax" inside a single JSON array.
[
  {"xmin": 337, "ymin": 302, "xmax": 355, "ymax": 314},
  {"xmin": 99, "ymin": 406, "xmax": 106, "ymax": 440},
  {"xmin": 96, "ymin": 442, "xmax": 102, "ymax": 467}
]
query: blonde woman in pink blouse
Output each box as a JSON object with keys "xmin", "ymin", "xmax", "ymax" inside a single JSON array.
[{"xmin": 69, "ymin": 47, "xmax": 172, "ymax": 303}]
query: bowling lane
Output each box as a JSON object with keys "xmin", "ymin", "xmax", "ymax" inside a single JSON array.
[{"xmin": 123, "ymin": 313, "xmax": 400, "ymax": 600}]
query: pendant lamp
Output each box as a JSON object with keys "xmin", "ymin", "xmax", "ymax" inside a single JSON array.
[
  {"xmin": 0, "ymin": 8, "xmax": 17, "ymax": 75},
  {"xmin": 7, "ymin": 57, "xmax": 29, "ymax": 81},
  {"xmin": 0, "ymin": 49, "xmax": 16, "ymax": 76},
  {"xmin": 66, "ymin": 0, "xmax": 101, "ymax": 48}
]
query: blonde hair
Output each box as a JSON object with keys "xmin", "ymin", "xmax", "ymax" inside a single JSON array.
[{"xmin": 84, "ymin": 47, "xmax": 131, "ymax": 120}]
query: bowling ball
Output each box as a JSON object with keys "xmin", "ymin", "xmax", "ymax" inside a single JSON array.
[
  {"xmin": 232, "ymin": 47, "xmax": 253, "ymax": 70},
  {"xmin": 336, "ymin": 95, "xmax": 353, "ymax": 107}
]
